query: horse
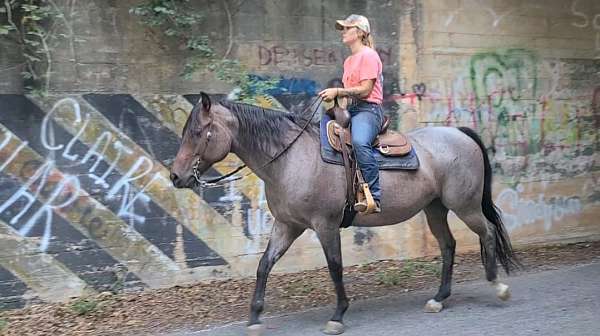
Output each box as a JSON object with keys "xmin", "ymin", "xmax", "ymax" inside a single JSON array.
[{"xmin": 170, "ymin": 92, "xmax": 519, "ymax": 335}]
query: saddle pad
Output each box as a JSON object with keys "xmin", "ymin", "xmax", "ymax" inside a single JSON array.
[{"xmin": 319, "ymin": 114, "xmax": 420, "ymax": 170}]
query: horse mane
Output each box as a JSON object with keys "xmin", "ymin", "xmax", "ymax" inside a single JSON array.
[{"xmin": 218, "ymin": 98, "xmax": 320, "ymax": 154}]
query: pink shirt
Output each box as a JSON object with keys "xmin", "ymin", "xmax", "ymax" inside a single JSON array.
[{"xmin": 342, "ymin": 47, "xmax": 383, "ymax": 105}]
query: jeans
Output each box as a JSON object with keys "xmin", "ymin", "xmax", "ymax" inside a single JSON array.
[{"xmin": 349, "ymin": 101, "xmax": 383, "ymax": 202}]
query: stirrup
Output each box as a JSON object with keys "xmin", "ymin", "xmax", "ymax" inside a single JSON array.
[
  {"xmin": 354, "ymin": 182, "xmax": 378, "ymax": 214},
  {"xmin": 353, "ymin": 200, "xmax": 368, "ymax": 212}
]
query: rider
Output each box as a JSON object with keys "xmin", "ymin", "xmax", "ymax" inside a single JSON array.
[{"xmin": 319, "ymin": 14, "xmax": 384, "ymax": 214}]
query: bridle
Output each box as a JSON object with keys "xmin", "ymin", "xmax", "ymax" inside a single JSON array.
[{"xmin": 191, "ymin": 96, "xmax": 324, "ymax": 187}]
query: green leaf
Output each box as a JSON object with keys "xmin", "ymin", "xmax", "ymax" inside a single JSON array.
[
  {"xmin": 24, "ymin": 38, "xmax": 40, "ymax": 46},
  {"xmin": 153, "ymin": 6, "xmax": 175, "ymax": 14},
  {"xmin": 23, "ymin": 53, "xmax": 42, "ymax": 62},
  {"xmin": 164, "ymin": 28, "xmax": 178, "ymax": 36},
  {"xmin": 21, "ymin": 71, "xmax": 33, "ymax": 79},
  {"xmin": 0, "ymin": 25, "xmax": 13, "ymax": 35},
  {"xmin": 21, "ymin": 4, "xmax": 39, "ymax": 12}
]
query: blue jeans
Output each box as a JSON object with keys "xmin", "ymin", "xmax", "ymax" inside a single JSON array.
[{"xmin": 349, "ymin": 101, "xmax": 383, "ymax": 202}]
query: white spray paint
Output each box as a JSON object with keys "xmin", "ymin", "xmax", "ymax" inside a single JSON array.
[
  {"xmin": 0, "ymin": 160, "xmax": 79, "ymax": 251},
  {"xmin": 496, "ymin": 184, "xmax": 583, "ymax": 232},
  {"xmin": 0, "ymin": 98, "xmax": 165, "ymax": 250},
  {"xmin": 571, "ymin": 0, "xmax": 600, "ymax": 58}
]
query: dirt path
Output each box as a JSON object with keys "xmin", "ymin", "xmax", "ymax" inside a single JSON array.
[
  {"xmin": 1, "ymin": 241, "xmax": 599, "ymax": 336},
  {"xmin": 185, "ymin": 262, "xmax": 600, "ymax": 336}
]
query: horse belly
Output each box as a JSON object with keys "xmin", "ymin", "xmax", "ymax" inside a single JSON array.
[{"xmin": 352, "ymin": 201, "xmax": 428, "ymax": 227}]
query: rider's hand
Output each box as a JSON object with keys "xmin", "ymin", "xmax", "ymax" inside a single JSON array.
[{"xmin": 318, "ymin": 88, "xmax": 339, "ymax": 102}]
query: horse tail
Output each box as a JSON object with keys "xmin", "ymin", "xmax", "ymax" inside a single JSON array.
[{"xmin": 457, "ymin": 127, "xmax": 520, "ymax": 274}]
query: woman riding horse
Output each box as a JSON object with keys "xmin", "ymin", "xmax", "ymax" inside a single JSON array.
[{"xmin": 319, "ymin": 14, "xmax": 384, "ymax": 214}]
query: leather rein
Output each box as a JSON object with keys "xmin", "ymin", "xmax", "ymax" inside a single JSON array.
[{"xmin": 192, "ymin": 96, "xmax": 324, "ymax": 187}]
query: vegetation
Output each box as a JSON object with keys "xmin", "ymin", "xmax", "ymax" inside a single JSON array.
[
  {"xmin": 69, "ymin": 297, "xmax": 99, "ymax": 316},
  {"xmin": 0, "ymin": 0, "xmax": 69, "ymax": 95},
  {"xmin": 130, "ymin": 0, "xmax": 277, "ymax": 101},
  {"xmin": 376, "ymin": 261, "xmax": 441, "ymax": 286},
  {"xmin": 0, "ymin": 0, "xmax": 277, "ymax": 98}
]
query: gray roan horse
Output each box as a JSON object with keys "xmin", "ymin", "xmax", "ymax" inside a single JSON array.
[{"xmin": 170, "ymin": 93, "xmax": 519, "ymax": 335}]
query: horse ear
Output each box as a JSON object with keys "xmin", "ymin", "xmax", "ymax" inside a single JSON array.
[{"xmin": 199, "ymin": 91, "xmax": 212, "ymax": 122}]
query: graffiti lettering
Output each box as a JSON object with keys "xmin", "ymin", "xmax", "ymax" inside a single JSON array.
[
  {"xmin": 496, "ymin": 186, "xmax": 583, "ymax": 232},
  {"xmin": 0, "ymin": 160, "xmax": 79, "ymax": 251},
  {"xmin": 259, "ymin": 45, "xmax": 338, "ymax": 67},
  {"xmin": 106, "ymin": 155, "xmax": 154, "ymax": 224},
  {"xmin": 0, "ymin": 98, "xmax": 163, "ymax": 249},
  {"xmin": 258, "ymin": 45, "xmax": 393, "ymax": 67},
  {"xmin": 0, "ymin": 131, "xmax": 28, "ymax": 173},
  {"xmin": 570, "ymin": 0, "xmax": 600, "ymax": 58},
  {"xmin": 81, "ymin": 131, "xmax": 112, "ymax": 178}
]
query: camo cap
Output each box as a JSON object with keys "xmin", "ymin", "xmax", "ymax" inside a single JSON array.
[{"xmin": 335, "ymin": 14, "xmax": 370, "ymax": 34}]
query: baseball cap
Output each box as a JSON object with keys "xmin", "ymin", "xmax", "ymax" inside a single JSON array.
[{"xmin": 335, "ymin": 14, "xmax": 371, "ymax": 34}]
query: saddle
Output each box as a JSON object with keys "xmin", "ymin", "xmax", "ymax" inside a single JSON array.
[
  {"xmin": 326, "ymin": 119, "xmax": 412, "ymax": 156},
  {"xmin": 324, "ymin": 97, "xmax": 412, "ymax": 156},
  {"xmin": 324, "ymin": 97, "xmax": 413, "ymax": 223}
]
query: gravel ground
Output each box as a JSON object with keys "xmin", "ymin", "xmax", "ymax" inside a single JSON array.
[{"xmin": 1, "ymin": 241, "xmax": 599, "ymax": 336}]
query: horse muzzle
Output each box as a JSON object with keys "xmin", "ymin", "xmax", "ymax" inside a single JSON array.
[{"xmin": 169, "ymin": 172, "xmax": 195, "ymax": 189}]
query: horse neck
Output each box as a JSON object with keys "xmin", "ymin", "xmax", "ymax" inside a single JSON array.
[{"xmin": 231, "ymin": 124, "xmax": 318, "ymax": 186}]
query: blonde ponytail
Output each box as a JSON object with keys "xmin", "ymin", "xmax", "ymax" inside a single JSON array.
[{"xmin": 361, "ymin": 32, "xmax": 375, "ymax": 49}]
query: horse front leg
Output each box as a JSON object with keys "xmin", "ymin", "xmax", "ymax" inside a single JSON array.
[
  {"xmin": 316, "ymin": 227, "xmax": 349, "ymax": 335},
  {"xmin": 247, "ymin": 222, "xmax": 303, "ymax": 335}
]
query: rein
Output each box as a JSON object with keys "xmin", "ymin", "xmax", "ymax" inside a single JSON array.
[{"xmin": 193, "ymin": 96, "xmax": 324, "ymax": 187}]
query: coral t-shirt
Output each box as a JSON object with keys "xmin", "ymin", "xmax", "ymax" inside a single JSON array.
[{"xmin": 342, "ymin": 47, "xmax": 383, "ymax": 105}]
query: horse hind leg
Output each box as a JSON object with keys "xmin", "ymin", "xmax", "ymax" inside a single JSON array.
[
  {"xmin": 423, "ymin": 199, "xmax": 455, "ymax": 313},
  {"xmin": 454, "ymin": 207, "xmax": 511, "ymax": 301}
]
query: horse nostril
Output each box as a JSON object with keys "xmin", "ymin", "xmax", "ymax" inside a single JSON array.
[{"xmin": 170, "ymin": 172, "xmax": 179, "ymax": 183}]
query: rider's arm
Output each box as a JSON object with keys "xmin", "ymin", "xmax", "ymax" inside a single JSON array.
[{"xmin": 336, "ymin": 79, "xmax": 375, "ymax": 99}]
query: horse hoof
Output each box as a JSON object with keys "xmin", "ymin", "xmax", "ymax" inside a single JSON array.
[
  {"xmin": 494, "ymin": 282, "xmax": 511, "ymax": 301},
  {"xmin": 424, "ymin": 299, "xmax": 443, "ymax": 313},
  {"xmin": 247, "ymin": 324, "xmax": 266, "ymax": 336},
  {"xmin": 322, "ymin": 321, "xmax": 345, "ymax": 335}
]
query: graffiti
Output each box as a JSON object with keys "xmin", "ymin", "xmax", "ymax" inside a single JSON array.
[
  {"xmin": 245, "ymin": 178, "xmax": 273, "ymax": 237},
  {"xmin": 411, "ymin": 83, "xmax": 427, "ymax": 101},
  {"xmin": 259, "ymin": 45, "xmax": 338, "ymax": 67},
  {"xmin": 445, "ymin": 0, "xmax": 515, "ymax": 28},
  {"xmin": 258, "ymin": 45, "xmax": 393, "ymax": 67},
  {"xmin": 593, "ymin": 87, "xmax": 600, "ymax": 149},
  {"xmin": 571, "ymin": 0, "xmax": 600, "ymax": 58},
  {"xmin": 41, "ymin": 99, "xmax": 158, "ymax": 227},
  {"xmin": 0, "ymin": 133, "xmax": 27, "ymax": 172},
  {"xmin": 496, "ymin": 185, "xmax": 583, "ymax": 232},
  {"xmin": 249, "ymin": 75, "xmax": 319, "ymax": 96},
  {"xmin": 0, "ymin": 159, "xmax": 79, "ymax": 252},
  {"xmin": 0, "ymin": 95, "xmax": 229, "ymax": 278},
  {"xmin": 408, "ymin": 50, "xmax": 599, "ymax": 182},
  {"xmin": 0, "ymin": 99, "xmax": 162, "ymax": 252},
  {"xmin": 469, "ymin": 49, "xmax": 538, "ymax": 106}
]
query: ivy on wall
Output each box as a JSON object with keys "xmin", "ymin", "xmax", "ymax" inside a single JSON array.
[
  {"xmin": 0, "ymin": 0, "xmax": 68, "ymax": 95},
  {"xmin": 130, "ymin": 0, "xmax": 277, "ymax": 101},
  {"xmin": 0, "ymin": 0, "xmax": 276, "ymax": 98}
]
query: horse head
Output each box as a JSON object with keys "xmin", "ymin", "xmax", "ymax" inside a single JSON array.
[{"xmin": 170, "ymin": 92, "xmax": 233, "ymax": 188}]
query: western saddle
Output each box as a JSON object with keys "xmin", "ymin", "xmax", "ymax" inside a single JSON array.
[{"xmin": 324, "ymin": 97, "xmax": 412, "ymax": 218}]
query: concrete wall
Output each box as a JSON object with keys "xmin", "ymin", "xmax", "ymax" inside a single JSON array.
[{"xmin": 0, "ymin": 0, "xmax": 598, "ymax": 309}]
